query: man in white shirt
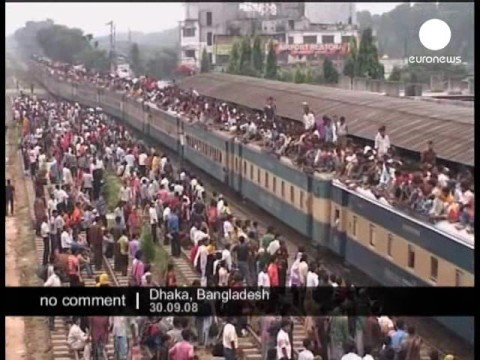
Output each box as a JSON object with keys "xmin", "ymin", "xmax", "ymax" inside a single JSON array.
[
  {"xmin": 40, "ymin": 217, "xmax": 51, "ymax": 265},
  {"xmin": 194, "ymin": 239, "xmax": 208, "ymax": 278},
  {"xmin": 148, "ymin": 203, "xmax": 159, "ymax": 244},
  {"xmin": 138, "ymin": 151, "xmax": 148, "ymax": 177},
  {"xmin": 124, "ymin": 150, "xmax": 135, "ymax": 168},
  {"xmin": 44, "ymin": 266, "xmax": 62, "ymax": 287},
  {"xmin": 193, "ymin": 228, "xmax": 209, "ymax": 246},
  {"xmin": 267, "ymin": 237, "xmax": 280, "ymax": 257},
  {"xmin": 276, "ymin": 320, "xmax": 292, "ymax": 359},
  {"xmin": 222, "ymin": 244, "xmax": 232, "ymax": 271},
  {"xmin": 298, "ymin": 255, "xmax": 309, "ymax": 287},
  {"xmin": 374, "ymin": 125, "xmax": 390, "ymax": 158},
  {"xmin": 61, "ymin": 227, "xmax": 73, "ymax": 252},
  {"xmin": 340, "ymin": 342, "xmax": 362, "ymax": 360},
  {"xmin": 302, "ymin": 102, "xmax": 315, "ymax": 131},
  {"xmin": 120, "ymin": 184, "xmax": 132, "ymax": 204},
  {"xmin": 222, "ymin": 318, "xmax": 238, "ymax": 360},
  {"xmin": 223, "ymin": 218, "xmax": 234, "ymax": 241},
  {"xmin": 306, "ymin": 265, "xmax": 319, "ymax": 287},
  {"xmin": 257, "ymin": 264, "xmax": 270, "ymax": 287},
  {"xmin": 298, "ymin": 339, "xmax": 315, "ymax": 360}
]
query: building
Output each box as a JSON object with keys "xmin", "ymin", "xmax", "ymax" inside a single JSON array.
[
  {"xmin": 178, "ymin": 2, "xmax": 359, "ymax": 70},
  {"xmin": 179, "ymin": 2, "xmax": 241, "ymax": 70}
]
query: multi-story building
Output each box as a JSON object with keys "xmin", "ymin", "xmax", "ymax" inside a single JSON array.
[
  {"xmin": 178, "ymin": 2, "xmax": 358, "ymax": 70},
  {"xmin": 278, "ymin": 23, "xmax": 358, "ymax": 68},
  {"xmin": 179, "ymin": 2, "xmax": 240, "ymax": 70}
]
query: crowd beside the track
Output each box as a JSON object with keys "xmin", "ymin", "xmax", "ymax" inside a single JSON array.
[
  {"xmin": 33, "ymin": 56, "xmax": 474, "ymax": 236},
  {"xmin": 10, "ymin": 85, "xmax": 457, "ymax": 360}
]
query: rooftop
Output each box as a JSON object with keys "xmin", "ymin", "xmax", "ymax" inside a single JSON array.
[{"xmin": 178, "ymin": 73, "xmax": 474, "ymax": 166}]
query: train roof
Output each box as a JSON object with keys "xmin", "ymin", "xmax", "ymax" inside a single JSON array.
[{"xmin": 178, "ymin": 73, "xmax": 474, "ymax": 167}]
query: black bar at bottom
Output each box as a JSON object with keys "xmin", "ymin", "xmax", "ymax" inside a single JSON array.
[{"xmin": 4, "ymin": 287, "xmax": 474, "ymax": 316}]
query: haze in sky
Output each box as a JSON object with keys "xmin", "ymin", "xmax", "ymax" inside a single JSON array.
[{"xmin": 6, "ymin": 2, "xmax": 401, "ymax": 37}]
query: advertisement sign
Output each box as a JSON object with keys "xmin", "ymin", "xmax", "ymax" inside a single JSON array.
[{"xmin": 276, "ymin": 43, "xmax": 350, "ymax": 56}]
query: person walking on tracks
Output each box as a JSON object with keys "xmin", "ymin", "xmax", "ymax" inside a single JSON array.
[
  {"xmin": 89, "ymin": 217, "xmax": 104, "ymax": 271},
  {"xmin": 5, "ymin": 179, "xmax": 15, "ymax": 216}
]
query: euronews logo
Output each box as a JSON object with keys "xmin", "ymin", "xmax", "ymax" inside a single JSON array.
[{"xmin": 408, "ymin": 19, "xmax": 462, "ymax": 64}]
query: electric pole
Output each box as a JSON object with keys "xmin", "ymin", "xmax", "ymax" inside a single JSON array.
[{"xmin": 106, "ymin": 21, "xmax": 116, "ymax": 73}]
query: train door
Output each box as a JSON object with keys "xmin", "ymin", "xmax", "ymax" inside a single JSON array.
[{"xmin": 224, "ymin": 140, "xmax": 231, "ymax": 186}]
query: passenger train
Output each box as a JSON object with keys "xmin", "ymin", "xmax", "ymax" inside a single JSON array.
[{"xmin": 32, "ymin": 63, "xmax": 474, "ymax": 344}]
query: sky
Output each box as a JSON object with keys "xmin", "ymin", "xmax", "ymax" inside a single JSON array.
[{"xmin": 5, "ymin": 2, "xmax": 401, "ymax": 37}]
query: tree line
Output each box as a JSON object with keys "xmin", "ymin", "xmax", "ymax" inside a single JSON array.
[
  {"xmin": 202, "ymin": 28, "xmax": 385, "ymax": 86},
  {"xmin": 13, "ymin": 20, "xmax": 179, "ymax": 78}
]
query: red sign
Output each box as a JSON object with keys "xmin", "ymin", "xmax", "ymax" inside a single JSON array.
[{"xmin": 276, "ymin": 43, "xmax": 350, "ymax": 56}]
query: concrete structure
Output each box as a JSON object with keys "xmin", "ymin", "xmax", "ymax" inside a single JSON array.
[
  {"xmin": 380, "ymin": 57, "xmax": 407, "ymax": 79},
  {"xmin": 179, "ymin": 3, "xmax": 241, "ymax": 70},
  {"xmin": 179, "ymin": 2, "xmax": 359, "ymax": 69}
]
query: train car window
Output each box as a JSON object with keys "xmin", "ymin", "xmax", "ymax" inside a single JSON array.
[
  {"xmin": 300, "ymin": 191, "xmax": 304, "ymax": 209},
  {"xmin": 250, "ymin": 164, "xmax": 253, "ymax": 180},
  {"xmin": 235, "ymin": 157, "xmax": 238, "ymax": 172},
  {"xmin": 387, "ymin": 234, "xmax": 393, "ymax": 257},
  {"xmin": 273, "ymin": 177, "xmax": 277, "ymax": 193},
  {"xmin": 352, "ymin": 216, "xmax": 357, "ymax": 237},
  {"xmin": 290, "ymin": 185, "xmax": 295, "ymax": 203},
  {"xmin": 430, "ymin": 257, "xmax": 438, "ymax": 282},
  {"xmin": 455, "ymin": 269, "xmax": 463, "ymax": 286},
  {"xmin": 281, "ymin": 181, "xmax": 285, "ymax": 198},
  {"xmin": 369, "ymin": 224, "xmax": 376, "ymax": 247},
  {"xmin": 257, "ymin": 168, "xmax": 261, "ymax": 183},
  {"xmin": 407, "ymin": 245, "xmax": 415, "ymax": 269},
  {"xmin": 243, "ymin": 161, "xmax": 247, "ymax": 175},
  {"xmin": 265, "ymin": 172, "xmax": 269, "ymax": 188}
]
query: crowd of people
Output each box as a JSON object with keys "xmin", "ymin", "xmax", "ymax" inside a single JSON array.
[
  {"xmin": 13, "ymin": 82, "xmax": 460, "ymax": 360},
  {"xmin": 9, "ymin": 56, "xmax": 466, "ymax": 360},
  {"xmin": 34, "ymin": 56, "xmax": 474, "ymax": 236}
]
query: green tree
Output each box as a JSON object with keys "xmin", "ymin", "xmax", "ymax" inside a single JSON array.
[
  {"xmin": 77, "ymin": 48, "xmax": 110, "ymax": 72},
  {"xmin": 294, "ymin": 67, "xmax": 306, "ymax": 83},
  {"xmin": 129, "ymin": 42, "xmax": 144, "ymax": 75},
  {"xmin": 227, "ymin": 40, "xmax": 240, "ymax": 74},
  {"xmin": 264, "ymin": 41, "xmax": 277, "ymax": 79},
  {"xmin": 252, "ymin": 36, "xmax": 264, "ymax": 73},
  {"xmin": 140, "ymin": 226, "xmax": 155, "ymax": 264},
  {"xmin": 36, "ymin": 24, "xmax": 90, "ymax": 63},
  {"xmin": 388, "ymin": 66, "xmax": 402, "ymax": 81},
  {"xmin": 323, "ymin": 58, "xmax": 339, "ymax": 83},
  {"xmin": 356, "ymin": 28, "xmax": 384, "ymax": 79},
  {"xmin": 356, "ymin": 3, "xmax": 474, "ymax": 63},
  {"xmin": 200, "ymin": 48, "xmax": 211, "ymax": 73},
  {"xmin": 238, "ymin": 36, "xmax": 253, "ymax": 75},
  {"xmin": 343, "ymin": 37, "xmax": 358, "ymax": 80},
  {"xmin": 146, "ymin": 49, "xmax": 178, "ymax": 78}
]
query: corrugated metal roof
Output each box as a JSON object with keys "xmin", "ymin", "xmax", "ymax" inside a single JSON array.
[{"xmin": 178, "ymin": 73, "xmax": 474, "ymax": 166}]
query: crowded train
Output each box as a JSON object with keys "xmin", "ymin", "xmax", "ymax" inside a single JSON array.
[
  {"xmin": 25, "ymin": 55, "xmax": 474, "ymax": 344},
  {"xmin": 13, "ymin": 90, "xmax": 459, "ymax": 360}
]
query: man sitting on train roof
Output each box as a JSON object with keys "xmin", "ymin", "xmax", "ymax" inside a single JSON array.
[{"xmin": 35, "ymin": 58, "xmax": 475, "ymax": 235}]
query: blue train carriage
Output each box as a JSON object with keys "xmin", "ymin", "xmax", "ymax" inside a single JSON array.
[
  {"xmin": 123, "ymin": 96, "xmax": 146, "ymax": 132},
  {"xmin": 74, "ymin": 83, "xmax": 97, "ymax": 108},
  {"xmin": 182, "ymin": 123, "xmax": 227, "ymax": 182},
  {"xmin": 146, "ymin": 105, "xmax": 179, "ymax": 152},
  {"xmin": 330, "ymin": 180, "xmax": 474, "ymax": 287},
  {"xmin": 234, "ymin": 142, "xmax": 314, "ymax": 238},
  {"xmin": 98, "ymin": 89, "xmax": 124, "ymax": 120}
]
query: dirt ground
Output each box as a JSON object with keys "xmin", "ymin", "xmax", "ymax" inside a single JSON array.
[{"xmin": 5, "ymin": 85, "xmax": 53, "ymax": 360}]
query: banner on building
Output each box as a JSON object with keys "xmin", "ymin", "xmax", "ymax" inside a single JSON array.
[{"xmin": 276, "ymin": 43, "xmax": 350, "ymax": 56}]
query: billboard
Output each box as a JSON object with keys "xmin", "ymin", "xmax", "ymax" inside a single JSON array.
[{"xmin": 275, "ymin": 43, "xmax": 350, "ymax": 56}]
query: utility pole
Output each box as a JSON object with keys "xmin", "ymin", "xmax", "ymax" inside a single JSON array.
[{"xmin": 106, "ymin": 21, "xmax": 116, "ymax": 73}]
